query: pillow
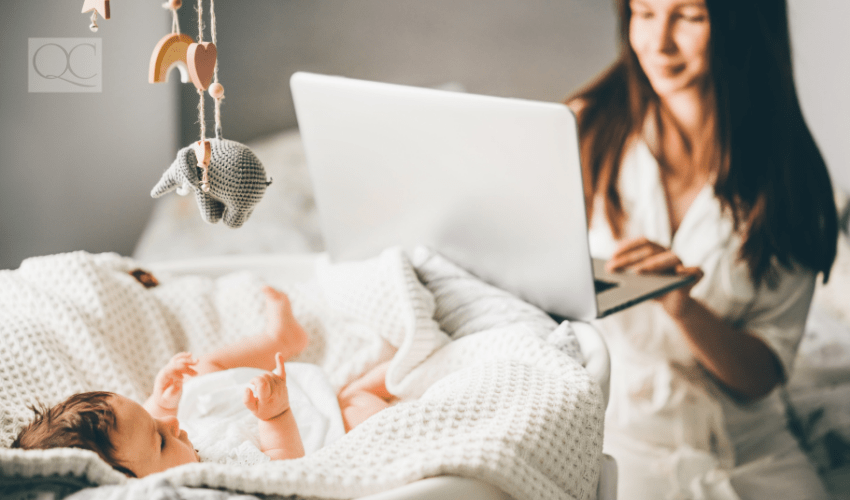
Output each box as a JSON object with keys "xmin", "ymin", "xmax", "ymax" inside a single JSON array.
[{"xmin": 410, "ymin": 246, "xmax": 584, "ymax": 364}]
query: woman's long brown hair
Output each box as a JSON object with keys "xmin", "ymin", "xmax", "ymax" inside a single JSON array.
[{"xmin": 568, "ymin": 0, "xmax": 838, "ymax": 286}]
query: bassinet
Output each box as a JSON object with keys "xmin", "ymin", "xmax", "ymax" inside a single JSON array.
[{"xmin": 0, "ymin": 249, "xmax": 616, "ymax": 500}]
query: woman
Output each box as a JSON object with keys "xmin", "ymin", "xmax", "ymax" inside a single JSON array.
[{"xmin": 567, "ymin": 0, "xmax": 838, "ymax": 498}]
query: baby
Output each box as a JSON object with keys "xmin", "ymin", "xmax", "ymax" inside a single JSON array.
[{"xmin": 12, "ymin": 286, "xmax": 394, "ymax": 478}]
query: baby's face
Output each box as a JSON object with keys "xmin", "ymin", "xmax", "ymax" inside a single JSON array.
[{"xmin": 109, "ymin": 395, "xmax": 199, "ymax": 477}]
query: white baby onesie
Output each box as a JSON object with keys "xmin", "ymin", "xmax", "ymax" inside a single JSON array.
[{"xmin": 177, "ymin": 362, "xmax": 346, "ymax": 465}]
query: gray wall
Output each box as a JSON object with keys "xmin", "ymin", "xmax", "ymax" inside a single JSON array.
[
  {"xmin": 0, "ymin": 1, "xmax": 179, "ymax": 270},
  {"xmin": 788, "ymin": 0, "xmax": 850, "ymax": 192},
  {"xmin": 176, "ymin": 0, "xmax": 618, "ymax": 145},
  {"xmin": 1, "ymin": 0, "xmax": 847, "ymax": 270},
  {"xmin": 177, "ymin": 0, "xmax": 849, "ymax": 188}
]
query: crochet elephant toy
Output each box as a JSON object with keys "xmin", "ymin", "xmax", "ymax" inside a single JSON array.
[{"xmin": 151, "ymin": 138, "xmax": 272, "ymax": 228}]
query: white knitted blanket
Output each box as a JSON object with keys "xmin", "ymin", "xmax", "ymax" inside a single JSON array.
[{"xmin": 0, "ymin": 248, "xmax": 603, "ymax": 500}]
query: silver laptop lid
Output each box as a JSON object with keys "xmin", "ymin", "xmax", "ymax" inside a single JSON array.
[{"xmin": 291, "ymin": 72, "xmax": 598, "ymax": 320}]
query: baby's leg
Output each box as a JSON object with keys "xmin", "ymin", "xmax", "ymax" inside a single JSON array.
[
  {"xmin": 337, "ymin": 361, "xmax": 394, "ymax": 432},
  {"xmin": 194, "ymin": 287, "xmax": 309, "ymax": 375}
]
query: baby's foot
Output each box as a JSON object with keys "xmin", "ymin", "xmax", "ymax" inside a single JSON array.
[
  {"xmin": 244, "ymin": 353, "xmax": 291, "ymax": 421},
  {"xmin": 262, "ymin": 286, "xmax": 309, "ymax": 360}
]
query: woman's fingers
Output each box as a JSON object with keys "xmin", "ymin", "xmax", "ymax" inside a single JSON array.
[
  {"xmin": 607, "ymin": 238, "xmax": 665, "ymax": 272},
  {"xmin": 613, "ymin": 236, "xmax": 653, "ymax": 254},
  {"xmin": 676, "ymin": 265, "xmax": 705, "ymax": 284},
  {"xmin": 631, "ymin": 250, "xmax": 682, "ymax": 274}
]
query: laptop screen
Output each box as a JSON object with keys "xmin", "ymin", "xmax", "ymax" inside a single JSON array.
[{"xmin": 291, "ymin": 72, "xmax": 598, "ymax": 320}]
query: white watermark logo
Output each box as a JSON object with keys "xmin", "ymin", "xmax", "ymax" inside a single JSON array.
[{"xmin": 28, "ymin": 38, "xmax": 102, "ymax": 93}]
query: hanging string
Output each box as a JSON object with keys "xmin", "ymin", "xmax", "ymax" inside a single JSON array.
[
  {"xmin": 196, "ymin": 0, "xmax": 206, "ymax": 142},
  {"xmin": 210, "ymin": 0, "xmax": 218, "ymax": 82},
  {"xmin": 210, "ymin": 0, "xmax": 223, "ymax": 139},
  {"xmin": 198, "ymin": 89, "xmax": 207, "ymax": 141},
  {"xmin": 194, "ymin": 0, "xmax": 223, "ymax": 141},
  {"xmin": 171, "ymin": 8, "xmax": 180, "ymax": 35},
  {"xmin": 196, "ymin": 0, "xmax": 205, "ymax": 43}
]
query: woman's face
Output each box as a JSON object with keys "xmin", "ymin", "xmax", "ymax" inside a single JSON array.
[{"xmin": 629, "ymin": 0, "xmax": 712, "ymax": 99}]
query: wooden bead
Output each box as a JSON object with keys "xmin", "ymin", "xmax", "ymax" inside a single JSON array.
[{"xmin": 208, "ymin": 83, "xmax": 224, "ymax": 99}]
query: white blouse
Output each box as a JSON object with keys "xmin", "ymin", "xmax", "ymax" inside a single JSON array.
[{"xmin": 588, "ymin": 140, "xmax": 826, "ymax": 499}]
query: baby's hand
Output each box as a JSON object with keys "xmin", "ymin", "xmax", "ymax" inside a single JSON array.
[
  {"xmin": 243, "ymin": 353, "xmax": 290, "ymax": 421},
  {"xmin": 152, "ymin": 352, "xmax": 198, "ymax": 411}
]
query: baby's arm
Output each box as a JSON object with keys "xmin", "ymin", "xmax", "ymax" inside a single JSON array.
[
  {"xmin": 144, "ymin": 352, "xmax": 198, "ymax": 419},
  {"xmin": 243, "ymin": 353, "xmax": 305, "ymax": 460}
]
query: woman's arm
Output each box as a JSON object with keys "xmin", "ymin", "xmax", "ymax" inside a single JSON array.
[
  {"xmin": 609, "ymin": 237, "xmax": 782, "ymax": 401},
  {"xmin": 669, "ymin": 296, "xmax": 782, "ymax": 400}
]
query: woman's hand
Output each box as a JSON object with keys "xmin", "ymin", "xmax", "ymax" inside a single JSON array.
[{"xmin": 607, "ymin": 237, "xmax": 704, "ymax": 317}]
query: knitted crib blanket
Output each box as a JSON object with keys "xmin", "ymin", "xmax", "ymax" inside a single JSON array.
[{"xmin": 0, "ymin": 248, "xmax": 603, "ymax": 500}]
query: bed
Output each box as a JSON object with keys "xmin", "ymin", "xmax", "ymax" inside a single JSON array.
[
  {"xmin": 0, "ymin": 127, "xmax": 618, "ymax": 499},
  {"xmin": 134, "ymin": 128, "xmax": 850, "ymax": 498}
]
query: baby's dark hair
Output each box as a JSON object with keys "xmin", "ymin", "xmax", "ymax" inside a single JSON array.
[{"xmin": 11, "ymin": 391, "xmax": 136, "ymax": 477}]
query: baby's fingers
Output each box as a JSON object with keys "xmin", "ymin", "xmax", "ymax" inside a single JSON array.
[
  {"xmin": 172, "ymin": 352, "xmax": 196, "ymax": 364},
  {"xmin": 243, "ymin": 387, "xmax": 258, "ymax": 412},
  {"xmin": 177, "ymin": 362, "xmax": 198, "ymax": 378},
  {"xmin": 170, "ymin": 353, "xmax": 198, "ymax": 374},
  {"xmin": 162, "ymin": 383, "xmax": 182, "ymax": 398},
  {"xmin": 250, "ymin": 376, "xmax": 271, "ymax": 401},
  {"xmin": 273, "ymin": 352, "xmax": 286, "ymax": 378}
]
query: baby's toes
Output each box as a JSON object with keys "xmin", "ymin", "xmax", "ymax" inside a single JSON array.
[
  {"xmin": 264, "ymin": 288, "xmax": 292, "ymax": 314},
  {"xmin": 263, "ymin": 286, "xmax": 287, "ymax": 305}
]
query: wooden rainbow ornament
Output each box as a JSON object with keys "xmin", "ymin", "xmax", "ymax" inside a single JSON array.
[
  {"xmin": 149, "ymin": 0, "xmax": 196, "ymax": 83},
  {"xmin": 81, "ymin": 0, "xmax": 110, "ymax": 32},
  {"xmin": 149, "ymin": 33, "xmax": 195, "ymax": 83},
  {"xmin": 151, "ymin": 0, "xmax": 271, "ymax": 228}
]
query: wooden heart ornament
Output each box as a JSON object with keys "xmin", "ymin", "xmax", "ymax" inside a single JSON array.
[{"xmin": 187, "ymin": 42, "xmax": 217, "ymax": 91}]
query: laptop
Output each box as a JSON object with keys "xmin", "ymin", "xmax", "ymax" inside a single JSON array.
[{"xmin": 290, "ymin": 72, "xmax": 692, "ymax": 321}]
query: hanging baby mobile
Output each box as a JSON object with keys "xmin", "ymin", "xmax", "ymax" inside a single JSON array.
[
  {"xmin": 81, "ymin": 0, "xmax": 109, "ymax": 31},
  {"xmin": 148, "ymin": 0, "xmax": 272, "ymax": 228}
]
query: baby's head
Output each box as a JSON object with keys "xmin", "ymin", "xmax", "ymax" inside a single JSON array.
[{"xmin": 12, "ymin": 391, "xmax": 199, "ymax": 477}]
